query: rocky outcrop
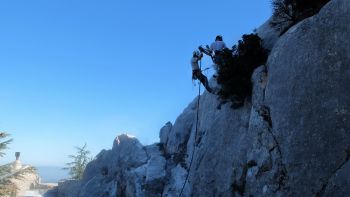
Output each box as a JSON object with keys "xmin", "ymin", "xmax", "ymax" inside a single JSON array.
[
  {"xmin": 57, "ymin": 0, "xmax": 350, "ymax": 196},
  {"xmin": 11, "ymin": 172, "xmax": 39, "ymax": 196},
  {"xmin": 263, "ymin": 0, "xmax": 350, "ymax": 195},
  {"xmin": 0, "ymin": 166, "xmax": 40, "ymax": 197},
  {"xmin": 58, "ymin": 135, "xmax": 167, "ymax": 197}
]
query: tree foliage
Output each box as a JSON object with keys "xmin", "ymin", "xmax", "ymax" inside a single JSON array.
[
  {"xmin": 0, "ymin": 131, "xmax": 13, "ymax": 196},
  {"xmin": 0, "ymin": 132, "xmax": 13, "ymax": 176},
  {"xmin": 64, "ymin": 143, "xmax": 91, "ymax": 180},
  {"xmin": 0, "ymin": 132, "xmax": 12, "ymax": 157},
  {"xmin": 216, "ymin": 33, "xmax": 269, "ymax": 108},
  {"xmin": 271, "ymin": 0, "xmax": 331, "ymax": 34}
]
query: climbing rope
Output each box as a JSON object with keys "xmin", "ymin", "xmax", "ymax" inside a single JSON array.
[{"xmin": 179, "ymin": 60, "xmax": 202, "ymax": 197}]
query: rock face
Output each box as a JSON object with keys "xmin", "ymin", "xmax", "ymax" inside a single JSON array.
[
  {"xmin": 264, "ymin": 0, "xmax": 350, "ymax": 195},
  {"xmin": 57, "ymin": 0, "xmax": 350, "ymax": 196},
  {"xmin": 58, "ymin": 135, "xmax": 167, "ymax": 197}
]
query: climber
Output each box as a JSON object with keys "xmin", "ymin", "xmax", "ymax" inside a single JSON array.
[
  {"xmin": 210, "ymin": 35, "xmax": 228, "ymax": 67},
  {"xmin": 210, "ymin": 35, "xmax": 227, "ymax": 51},
  {"xmin": 191, "ymin": 50, "xmax": 213, "ymax": 93}
]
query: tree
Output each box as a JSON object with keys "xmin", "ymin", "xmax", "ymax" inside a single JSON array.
[
  {"xmin": 0, "ymin": 131, "xmax": 12, "ymax": 176},
  {"xmin": 64, "ymin": 143, "xmax": 91, "ymax": 180},
  {"xmin": 0, "ymin": 132, "xmax": 15, "ymax": 196},
  {"xmin": 0, "ymin": 132, "xmax": 12, "ymax": 157},
  {"xmin": 270, "ymin": 0, "xmax": 330, "ymax": 34},
  {"xmin": 216, "ymin": 33, "xmax": 269, "ymax": 108}
]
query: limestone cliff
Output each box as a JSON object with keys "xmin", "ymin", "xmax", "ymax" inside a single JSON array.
[{"xmin": 57, "ymin": 0, "xmax": 350, "ymax": 196}]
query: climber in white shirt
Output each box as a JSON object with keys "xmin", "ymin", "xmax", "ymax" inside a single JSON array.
[
  {"xmin": 210, "ymin": 35, "xmax": 227, "ymax": 67},
  {"xmin": 210, "ymin": 35, "xmax": 227, "ymax": 52},
  {"xmin": 191, "ymin": 50, "xmax": 213, "ymax": 93}
]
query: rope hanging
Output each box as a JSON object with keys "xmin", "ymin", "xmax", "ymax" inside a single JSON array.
[{"xmin": 179, "ymin": 60, "xmax": 202, "ymax": 197}]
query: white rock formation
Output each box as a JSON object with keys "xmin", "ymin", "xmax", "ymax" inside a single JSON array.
[{"xmin": 8, "ymin": 167, "xmax": 40, "ymax": 197}]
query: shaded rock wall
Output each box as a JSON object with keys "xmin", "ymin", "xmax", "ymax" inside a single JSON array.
[{"xmin": 265, "ymin": 0, "xmax": 350, "ymax": 195}]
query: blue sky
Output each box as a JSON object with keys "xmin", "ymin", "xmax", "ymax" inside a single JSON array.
[{"xmin": 0, "ymin": 0, "xmax": 271, "ymax": 166}]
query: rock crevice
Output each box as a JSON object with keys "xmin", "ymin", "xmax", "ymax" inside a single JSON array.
[{"xmin": 316, "ymin": 148, "xmax": 350, "ymax": 197}]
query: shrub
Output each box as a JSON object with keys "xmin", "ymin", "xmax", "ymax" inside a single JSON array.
[
  {"xmin": 271, "ymin": 0, "xmax": 331, "ymax": 34},
  {"xmin": 0, "ymin": 132, "xmax": 12, "ymax": 157},
  {"xmin": 64, "ymin": 143, "xmax": 92, "ymax": 180},
  {"xmin": 216, "ymin": 34, "xmax": 269, "ymax": 108}
]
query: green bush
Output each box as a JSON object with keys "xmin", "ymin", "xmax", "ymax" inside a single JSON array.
[
  {"xmin": 0, "ymin": 132, "xmax": 12, "ymax": 157},
  {"xmin": 216, "ymin": 34, "xmax": 268, "ymax": 108},
  {"xmin": 64, "ymin": 143, "xmax": 92, "ymax": 180},
  {"xmin": 271, "ymin": 0, "xmax": 330, "ymax": 34}
]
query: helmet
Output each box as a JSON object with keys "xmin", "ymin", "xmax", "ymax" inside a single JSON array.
[{"xmin": 193, "ymin": 50, "xmax": 201, "ymax": 57}]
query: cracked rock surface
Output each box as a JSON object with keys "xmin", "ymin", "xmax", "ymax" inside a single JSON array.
[
  {"xmin": 56, "ymin": 0, "xmax": 350, "ymax": 196},
  {"xmin": 265, "ymin": 0, "xmax": 350, "ymax": 196}
]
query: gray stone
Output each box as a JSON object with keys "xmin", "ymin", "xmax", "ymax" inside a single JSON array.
[
  {"xmin": 323, "ymin": 155, "xmax": 350, "ymax": 196},
  {"xmin": 164, "ymin": 100, "xmax": 196, "ymax": 156},
  {"xmin": 257, "ymin": 18, "xmax": 280, "ymax": 51},
  {"xmin": 162, "ymin": 165, "xmax": 188, "ymax": 197},
  {"xmin": 57, "ymin": 180, "xmax": 81, "ymax": 197},
  {"xmin": 143, "ymin": 144, "xmax": 167, "ymax": 196},
  {"xmin": 159, "ymin": 122, "xmax": 172, "ymax": 145},
  {"xmin": 79, "ymin": 176, "xmax": 117, "ymax": 197},
  {"xmin": 265, "ymin": 0, "xmax": 350, "ymax": 196}
]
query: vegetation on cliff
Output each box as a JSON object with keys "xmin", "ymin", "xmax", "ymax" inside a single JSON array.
[
  {"xmin": 271, "ymin": 0, "xmax": 331, "ymax": 34},
  {"xmin": 64, "ymin": 144, "xmax": 92, "ymax": 180}
]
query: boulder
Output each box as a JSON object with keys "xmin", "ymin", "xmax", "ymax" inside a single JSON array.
[{"xmin": 159, "ymin": 122, "xmax": 172, "ymax": 145}]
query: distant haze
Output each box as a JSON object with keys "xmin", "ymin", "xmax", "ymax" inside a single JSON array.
[{"xmin": 36, "ymin": 166, "xmax": 69, "ymax": 183}]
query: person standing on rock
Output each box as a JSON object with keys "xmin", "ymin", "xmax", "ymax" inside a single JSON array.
[
  {"xmin": 210, "ymin": 35, "xmax": 227, "ymax": 52},
  {"xmin": 210, "ymin": 35, "xmax": 228, "ymax": 67},
  {"xmin": 191, "ymin": 50, "xmax": 213, "ymax": 93}
]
